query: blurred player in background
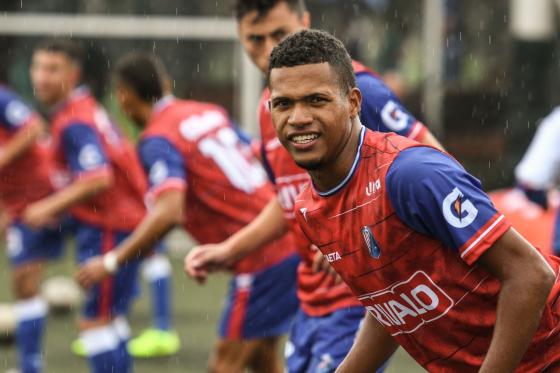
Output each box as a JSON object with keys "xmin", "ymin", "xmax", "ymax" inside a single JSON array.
[
  {"xmin": 186, "ymin": 1, "xmax": 443, "ymax": 371},
  {"xmin": 271, "ymin": 29, "xmax": 560, "ymax": 372},
  {"xmin": 25, "ymin": 38, "xmax": 147, "ymax": 373},
  {"xmin": 0, "ymin": 83, "xmax": 63, "ymax": 373},
  {"xmin": 76, "ymin": 52, "xmax": 299, "ymax": 373},
  {"xmin": 515, "ymin": 107, "xmax": 560, "ymax": 255},
  {"xmin": 126, "ymin": 240, "xmax": 180, "ymax": 358}
]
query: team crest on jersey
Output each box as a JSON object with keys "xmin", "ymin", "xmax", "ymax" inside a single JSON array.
[
  {"xmin": 361, "ymin": 226, "xmax": 381, "ymax": 259},
  {"xmin": 442, "ymin": 187, "xmax": 478, "ymax": 228}
]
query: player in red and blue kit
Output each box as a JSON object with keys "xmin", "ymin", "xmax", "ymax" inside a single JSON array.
[
  {"xmin": 270, "ymin": 29, "xmax": 560, "ymax": 372},
  {"xmin": 77, "ymin": 52, "xmax": 299, "ymax": 373},
  {"xmin": 24, "ymin": 39, "xmax": 147, "ymax": 373},
  {"xmin": 0, "ymin": 85, "xmax": 64, "ymax": 373},
  {"xmin": 186, "ymin": 1, "xmax": 444, "ymax": 372}
]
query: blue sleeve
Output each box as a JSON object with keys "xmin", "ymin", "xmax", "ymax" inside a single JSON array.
[
  {"xmin": 0, "ymin": 88, "xmax": 34, "ymax": 131},
  {"xmin": 260, "ymin": 143, "xmax": 276, "ymax": 184},
  {"xmin": 386, "ymin": 147, "xmax": 503, "ymax": 252},
  {"xmin": 357, "ymin": 73, "xmax": 421, "ymax": 137},
  {"xmin": 61, "ymin": 123, "xmax": 109, "ymax": 174},
  {"xmin": 230, "ymin": 122, "xmax": 253, "ymax": 146},
  {"xmin": 138, "ymin": 136, "xmax": 187, "ymax": 190}
]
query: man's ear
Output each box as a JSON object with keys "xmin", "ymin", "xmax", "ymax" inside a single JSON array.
[
  {"xmin": 348, "ymin": 87, "xmax": 362, "ymax": 119},
  {"xmin": 301, "ymin": 11, "xmax": 311, "ymax": 28}
]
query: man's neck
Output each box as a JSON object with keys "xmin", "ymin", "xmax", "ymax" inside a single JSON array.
[{"xmin": 310, "ymin": 120, "xmax": 363, "ymax": 194}]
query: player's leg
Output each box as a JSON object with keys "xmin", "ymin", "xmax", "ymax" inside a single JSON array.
[
  {"xmin": 76, "ymin": 225, "xmax": 139, "ymax": 373},
  {"xmin": 209, "ymin": 338, "xmax": 266, "ymax": 373},
  {"xmin": 307, "ymin": 306, "xmax": 390, "ymax": 373},
  {"xmin": 248, "ymin": 336, "xmax": 284, "ymax": 372},
  {"xmin": 129, "ymin": 242, "xmax": 180, "ymax": 358},
  {"xmin": 7, "ymin": 222, "xmax": 63, "ymax": 373},
  {"xmin": 284, "ymin": 308, "xmax": 316, "ymax": 373},
  {"xmin": 215, "ymin": 254, "xmax": 300, "ymax": 372}
]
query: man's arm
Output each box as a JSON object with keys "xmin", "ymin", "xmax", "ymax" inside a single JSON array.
[
  {"xmin": 23, "ymin": 123, "xmax": 113, "ymax": 228},
  {"xmin": 184, "ymin": 195, "xmax": 287, "ymax": 283},
  {"xmin": 335, "ymin": 312, "xmax": 398, "ymax": 373},
  {"xmin": 23, "ymin": 171, "xmax": 113, "ymax": 228},
  {"xmin": 0, "ymin": 118, "xmax": 44, "ymax": 169},
  {"xmin": 477, "ymin": 228, "xmax": 555, "ymax": 372},
  {"xmin": 417, "ymin": 130, "xmax": 444, "ymax": 150},
  {"xmin": 76, "ymin": 189, "xmax": 184, "ymax": 288}
]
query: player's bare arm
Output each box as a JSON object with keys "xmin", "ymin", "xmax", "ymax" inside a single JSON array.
[
  {"xmin": 477, "ymin": 228, "xmax": 555, "ymax": 372},
  {"xmin": 335, "ymin": 312, "xmax": 398, "ymax": 373},
  {"xmin": 22, "ymin": 171, "xmax": 113, "ymax": 228},
  {"xmin": 0, "ymin": 117, "xmax": 44, "ymax": 170},
  {"xmin": 76, "ymin": 189, "xmax": 183, "ymax": 288},
  {"xmin": 185, "ymin": 194, "xmax": 287, "ymax": 283}
]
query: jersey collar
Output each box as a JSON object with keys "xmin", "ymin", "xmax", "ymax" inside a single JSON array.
[
  {"xmin": 315, "ymin": 126, "xmax": 366, "ymax": 197},
  {"xmin": 49, "ymin": 85, "xmax": 90, "ymax": 116},
  {"xmin": 153, "ymin": 95, "xmax": 175, "ymax": 114}
]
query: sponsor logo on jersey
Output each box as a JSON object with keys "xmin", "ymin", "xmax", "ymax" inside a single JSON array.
[
  {"xmin": 78, "ymin": 144, "xmax": 103, "ymax": 170},
  {"xmin": 5, "ymin": 100, "xmax": 31, "ymax": 127},
  {"xmin": 359, "ymin": 271, "xmax": 454, "ymax": 335},
  {"xmin": 300, "ymin": 207, "xmax": 308, "ymax": 222},
  {"xmin": 365, "ymin": 178, "xmax": 382, "ymax": 196},
  {"xmin": 325, "ymin": 251, "xmax": 342, "ymax": 262},
  {"xmin": 380, "ymin": 100, "xmax": 409, "ymax": 132},
  {"xmin": 361, "ymin": 226, "xmax": 381, "ymax": 259},
  {"xmin": 6, "ymin": 226, "xmax": 23, "ymax": 258},
  {"xmin": 442, "ymin": 187, "xmax": 478, "ymax": 228},
  {"xmin": 149, "ymin": 160, "xmax": 169, "ymax": 186}
]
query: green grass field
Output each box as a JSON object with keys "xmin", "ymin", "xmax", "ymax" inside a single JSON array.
[{"xmin": 1, "ymin": 230, "xmax": 424, "ymax": 373}]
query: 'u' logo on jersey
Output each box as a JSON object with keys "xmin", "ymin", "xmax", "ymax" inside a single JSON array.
[{"xmin": 442, "ymin": 187, "xmax": 478, "ymax": 228}]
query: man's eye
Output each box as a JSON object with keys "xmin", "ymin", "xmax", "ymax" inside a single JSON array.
[
  {"xmin": 273, "ymin": 100, "xmax": 290, "ymax": 108},
  {"xmin": 309, "ymin": 96, "xmax": 325, "ymax": 104},
  {"xmin": 271, "ymin": 30, "xmax": 287, "ymax": 41},
  {"xmin": 248, "ymin": 36, "xmax": 264, "ymax": 45}
]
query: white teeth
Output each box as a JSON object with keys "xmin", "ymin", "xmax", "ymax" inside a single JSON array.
[{"xmin": 292, "ymin": 134, "xmax": 318, "ymax": 144}]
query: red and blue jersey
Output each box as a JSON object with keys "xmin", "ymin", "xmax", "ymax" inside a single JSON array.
[
  {"xmin": 0, "ymin": 86, "xmax": 54, "ymax": 216},
  {"xmin": 295, "ymin": 128, "xmax": 560, "ymax": 371},
  {"xmin": 258, "ymin": 60, "xmax": 428, "ymax": 316},
  {"xmin": 139, "ymin": 97, "xmax": 295, "ymax": 274},
  {"xmin": 49, "ymin": 87, "xmax": 146, "ymax": 231}
]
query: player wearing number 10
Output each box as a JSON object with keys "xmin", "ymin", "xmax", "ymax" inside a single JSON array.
[{"xmin": 77, "ymin": 52, "xmax": 299, "ymax": 373}]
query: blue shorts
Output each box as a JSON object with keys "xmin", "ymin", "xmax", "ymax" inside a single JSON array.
[
  {"xmin": 6, "ymin": 221, "xmax": 65, "ymax": 267},
  {"xmin": 286, "ymin": 306, "xmax": 376, "ymax": 373},
  {"xmin": 75, "ymin": 221, "xmax": 140, "ymax": 320},
  {"xmin": 218, "ymin": 254, "xmax": 300, "ymax": 340}
]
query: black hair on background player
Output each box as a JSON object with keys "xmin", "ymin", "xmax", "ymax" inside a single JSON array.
[
  {"xmin": 235, "ymin": 0, "xmax": 306, "ymax": 21},
  {"xmin": 35, "ymin": 38, "xmax": 84, "ymax": 67},
  {"xmin": 115, "ymin": 52, "xmax": 168, "ymax": 104},
  {"xmin": 268, "ymin": 29, "xmax": 356, "ymax": 94}
]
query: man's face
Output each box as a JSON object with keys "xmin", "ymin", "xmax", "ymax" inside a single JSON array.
[
  {"xmin": 115, "ymin": 80, "xmax": 145, "ymax": 127},
  {"xmin": 269, "ymin": 62, "xmax": 361, "ymax": 170},
  {"xmin": 238, "ymin": 2, "xmax": 309, "ymax": 73},
  {"xmin": 30, "ymin": 50, "xmax": 79, "ymax": 106}
]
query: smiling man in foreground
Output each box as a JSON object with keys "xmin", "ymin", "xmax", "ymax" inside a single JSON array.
[{"xmin": 268, "ymin": 29, "xmax": 560, "ymax": 372}]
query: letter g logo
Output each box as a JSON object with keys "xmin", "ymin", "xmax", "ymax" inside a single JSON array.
[{"xmin": 442, "ymin": 187, "xmax": 478, "ymax": 228}]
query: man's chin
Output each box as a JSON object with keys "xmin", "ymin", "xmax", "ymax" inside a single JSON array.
[{"xmin": 294, "ymin": 158, "xmax": 323, "ymax": 171}]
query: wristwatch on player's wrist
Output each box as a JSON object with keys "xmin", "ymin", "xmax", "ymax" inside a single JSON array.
[{"xmin": 102, "ymin": 252, "xmax": 119, "ymax": 274}]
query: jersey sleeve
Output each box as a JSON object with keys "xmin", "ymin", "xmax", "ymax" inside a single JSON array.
[
  {"xmin": 61, "ymin": 123, "xmax": 111, "ymax": 180},
  {"xmin": 138, "ymin": 136, "xmax": 187, "ymax": 198},
  {"xmin": 357, "ymin": 73, "xmax": 426, "ymax": 141},
  {"xmin": 515, "ymin": 108, "xmax": 560, "ymax": 190},
  {"xmin": 386, "ymin": 146, "xmax": 510, "ymax": 265},
  {"xmin": 0, "ymin": 88, "xmax": 36, "ymax": 131}
]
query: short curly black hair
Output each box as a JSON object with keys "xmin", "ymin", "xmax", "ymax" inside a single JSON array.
[
  {"xmin": 268, "ymin": 29, "xmax": 356, "ymax": 94},
  {"xmin": 235, "ymin": 0, "xmax": 306, "ymax": 21},
  {"xmin": 115, "ymin": 52, "xmax": 168, "ymax": 103}
]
